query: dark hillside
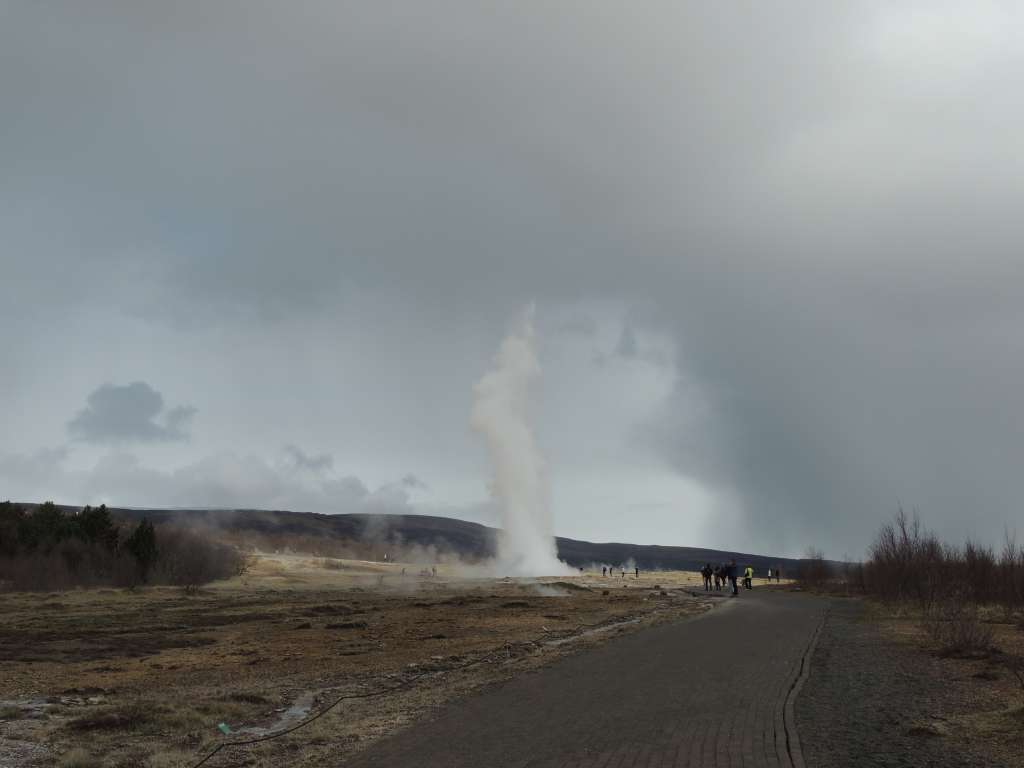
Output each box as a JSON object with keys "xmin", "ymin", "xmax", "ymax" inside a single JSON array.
[{"xmin": 35, "ymin": 505, "xmax": 810, "ymax": 573}]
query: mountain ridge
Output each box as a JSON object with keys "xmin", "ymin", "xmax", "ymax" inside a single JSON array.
[{"xmin": 29, "ymin": 504, "xmax": 814, "ymax": 574}]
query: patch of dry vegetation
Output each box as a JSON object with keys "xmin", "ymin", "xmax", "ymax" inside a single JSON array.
[
  {"xmin": 0, "ymin": 556, "xmax": 710, "ymax": 767},
  {"xmin": 852, "ymin": 510, "xmax": 1024, "ymax": 764},
  {"xmin": 867, "ymin": 603, "xmax": 1024, "ymax": 765}
]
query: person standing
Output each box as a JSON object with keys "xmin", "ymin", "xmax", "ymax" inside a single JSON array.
[
  {"xmin": 728, "ymin": 560, "xmax": 739, "ymax": 596},
  {"xmin": 602, "ymin": 566, "xmax": 607, "ymax": 577},
  {"xmin": 701, "ymin": 563, "xmax": 712, "ymax": 591},
  {"xmin": 743, "ymin": 565, "xmax": 753, "ymax": 590}
]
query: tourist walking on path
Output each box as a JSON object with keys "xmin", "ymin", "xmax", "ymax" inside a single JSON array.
[{"xmin": 728, "ymin": 560, "xmax": 739, "ymax": 596}]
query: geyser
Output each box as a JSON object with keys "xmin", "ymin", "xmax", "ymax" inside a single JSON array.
[{"xmin": 471, "ymin": 308, "xmax": 571, "ymax": 576}]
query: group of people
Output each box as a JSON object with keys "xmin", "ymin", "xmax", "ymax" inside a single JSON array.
[
  {"xmin": 600, "ymin": 565, "xmax": 641, "ymax": 578},
  {"xmin": 699, "ymin": 563, "xmax": 783, "ymax": 594},
  {"xmin": 700, "ymin": 561, "xmax": 760, "ymax": 596}
]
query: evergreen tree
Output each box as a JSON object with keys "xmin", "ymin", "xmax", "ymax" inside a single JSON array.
[
  {"xmin": 125, "ymin": 519, "xmax": 158, "ymax": 582},
  {"xmin": 0, "ymin": 501, "xmax": 26, "ymax": 557},
  {"xmin": 18, "ymin": 501, "xmax": 66, "ymax": 552},
  {"xmin": 79, "ymin": 504, "xmax": 119, "ymax": 549}
]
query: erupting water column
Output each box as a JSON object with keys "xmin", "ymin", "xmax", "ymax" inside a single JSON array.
[{"xmin": 471, "ymin": 308, "xmax": 570, "ymax": 576}]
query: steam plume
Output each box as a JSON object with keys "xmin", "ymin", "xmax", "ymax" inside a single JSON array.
[{"xmin": 471, "ymin": 307, "xmax": 570, "ymax": 576}]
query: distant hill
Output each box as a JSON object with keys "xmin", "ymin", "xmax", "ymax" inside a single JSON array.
[{"xmin": 34, "ymin": 505, "xmax": 810, "ymax": 574}]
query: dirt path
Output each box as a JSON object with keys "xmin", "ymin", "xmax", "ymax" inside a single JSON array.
[{"xmin": 343, "ymin": 590, "xmax": 827, "ymax": 768}]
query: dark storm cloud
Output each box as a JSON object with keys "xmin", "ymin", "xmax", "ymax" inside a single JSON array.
[
  {"xmin": 5, "ymin": 2, "xmax": 1024, "ymax": 554},
  {"xmin": 68, "ymin": 382, "xmax": 195, "ymax": 443}
]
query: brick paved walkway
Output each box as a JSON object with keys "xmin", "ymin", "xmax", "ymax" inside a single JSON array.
[{"xmin": 344, "ymin": 591, "xmax": 827, "ymax": 768}]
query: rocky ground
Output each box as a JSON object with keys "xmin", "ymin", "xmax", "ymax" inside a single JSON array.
[
  {"xmin": 796, "ymin": 599, "xmax": 1024, "ymax": 768},
  {"xmin": 0, "ymin": 555, "xmax": 712, "ymax": 767}
]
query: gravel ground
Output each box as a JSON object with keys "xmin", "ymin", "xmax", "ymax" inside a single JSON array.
[{"xmin": 796, "ymin": 599, "xmax": 1014, "ymax": 768}]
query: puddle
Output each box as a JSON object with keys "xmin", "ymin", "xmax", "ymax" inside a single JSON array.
[{"xmin": 236, "ymin": 691, "xmax": 315, "ymax": 736}]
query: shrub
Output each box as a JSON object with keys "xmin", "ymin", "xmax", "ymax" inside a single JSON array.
[
  {"xmin": 864, "ymin": 509, "xmax": 1023, "ymax": 618},
  {"xmin": 923, "ymin": 596, "xmax": 994, "ymax": 657},
  {"xmin": 797, "ymin": 547, "xmax": 829, "ymax": 588},
  {"xmin": 151, "ymin": 527, "xmax": 244, "ymax": 592}
]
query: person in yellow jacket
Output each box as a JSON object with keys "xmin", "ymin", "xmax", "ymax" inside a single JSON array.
[{"xmin": 743, "ymin": 565, "xmax": 754, "ymax": 590}]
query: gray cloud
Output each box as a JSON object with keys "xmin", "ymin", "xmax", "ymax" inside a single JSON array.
[
  {"xmin": 283, "ymin": 444, "xmax": 334, "ymax": 474},
  {"xmin": 5, "ymin": 3, "xmax": 1024, "ymax": 556},
  {"xmin": 68, "ymin": 382, "xmax": 195, "ymax": 443},
  {"xmin": 615, "ymin": 324, "xmax": 639, "ymax": 360},
  {"xmin": 402, "ymin": 473, "xmax": 428, "ymax": 490}
]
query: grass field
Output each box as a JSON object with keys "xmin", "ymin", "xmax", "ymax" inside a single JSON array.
[{"xmin": 0, "ymin": 555, "xmax": 721, "ymax": 767}]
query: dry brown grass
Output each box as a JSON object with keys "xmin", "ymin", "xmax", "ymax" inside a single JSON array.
[
  {"xmin": 146, "ymin": 750, "xmax": 196, "ymax": 768},
  {"xmin": 57, "ymin": 748, "xmax": 101, "ymax": 768},
  {"xmin": 0, "ymin": 557, "xmax": 711, "ymax": 766},
  {"xmin": 869, "ymin": 599, "xmax": 1024, "ymax": 764}
]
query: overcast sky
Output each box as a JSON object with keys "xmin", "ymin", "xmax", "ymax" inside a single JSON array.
[{"xmin": 3, "ymin": 2, "xmax": 1023, "ymax": 558}]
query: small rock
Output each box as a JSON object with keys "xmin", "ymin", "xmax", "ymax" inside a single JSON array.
[{"xmin": 906, "ymin": 721, "xmax": 949, "ymax": 738}]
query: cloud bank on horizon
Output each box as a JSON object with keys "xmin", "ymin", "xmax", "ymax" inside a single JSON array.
[{"xmin": 3, "ymin": 2, "xmax": 1023, "ymax": 557}]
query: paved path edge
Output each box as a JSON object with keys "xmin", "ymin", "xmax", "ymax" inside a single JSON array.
[{"xmin": 783, "ymin": 605, "xmax": 828, "ymax": 768}]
